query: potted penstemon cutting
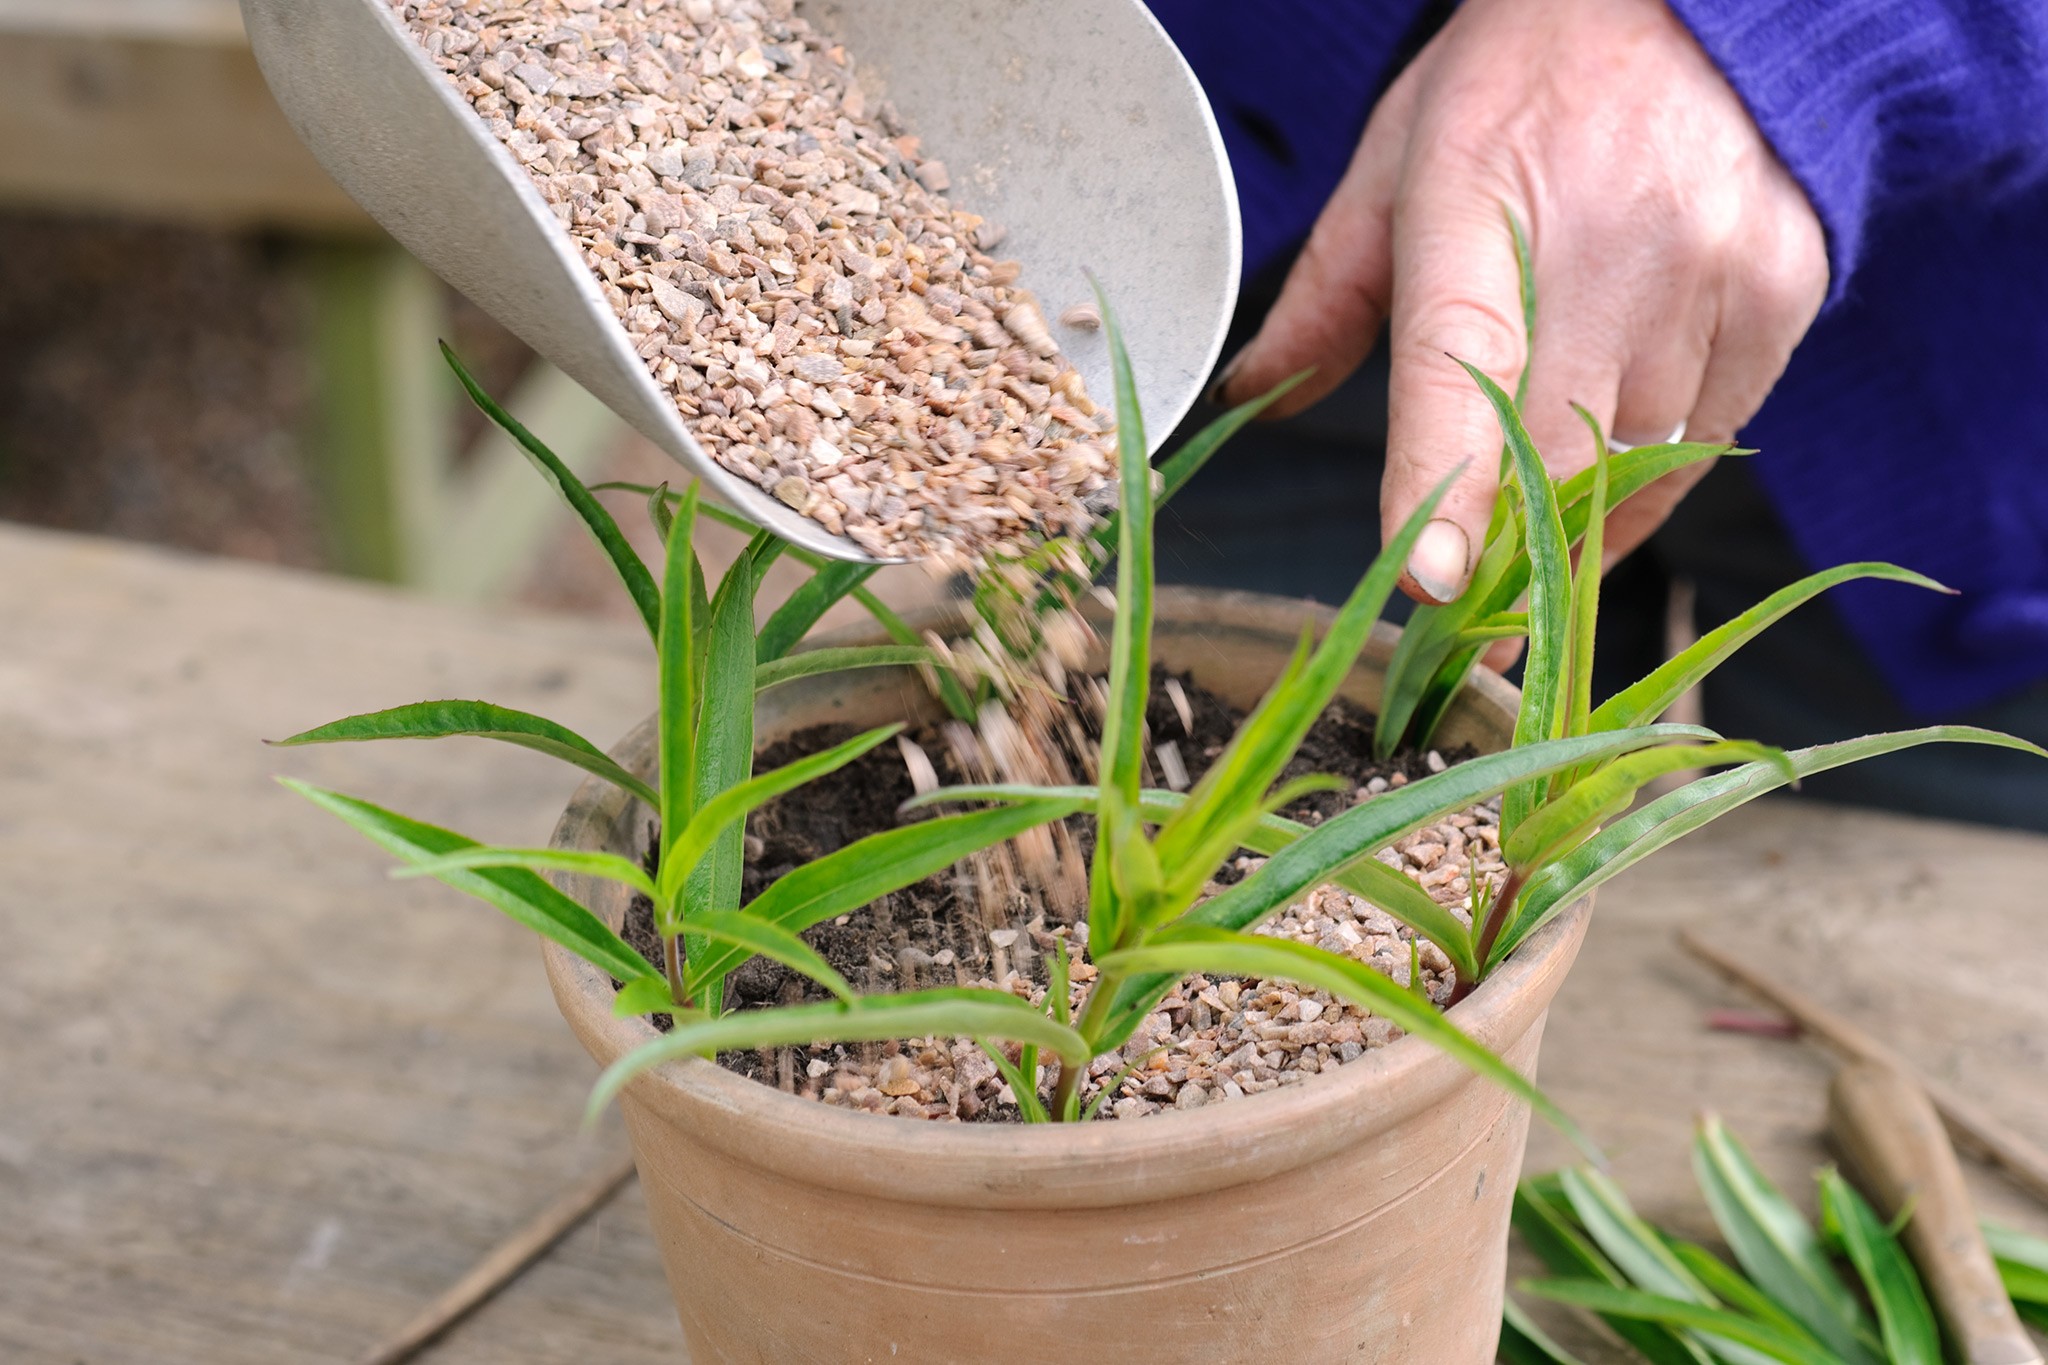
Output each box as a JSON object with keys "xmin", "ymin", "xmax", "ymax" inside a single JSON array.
[{"xmin": 280, "ymin": 279, "xmax": 2042, "ymax": 1360}]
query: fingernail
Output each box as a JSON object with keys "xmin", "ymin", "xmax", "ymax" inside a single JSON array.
[
  {"xmin": 1205, "ymin": 350, "xmax": 1247, "ymax": 407},
  {"xmin": 1407, "ymin": 519, "xmax": 1471, "ymax": 603}
]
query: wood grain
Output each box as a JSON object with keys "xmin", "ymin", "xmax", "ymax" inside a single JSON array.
[
  {"xmin": 0, "ymin": 16, "xmax": 372, "ymax": 229},
  {"xmin": 1, "ymin": 523, "xmax": 2042, "ymax": 1361},
  {"xmin": 1682, "ymin": 926, "xmax": 2048, "ymax": 1207},
  {"xmin": 1829, "ymin": 1060, "xmax": 2041, "ymax": 1365}
]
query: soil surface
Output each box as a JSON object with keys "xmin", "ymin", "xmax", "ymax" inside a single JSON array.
[{"xmin": 620, "ymin": 669, "xmax": 1496, "ymax": 1121}]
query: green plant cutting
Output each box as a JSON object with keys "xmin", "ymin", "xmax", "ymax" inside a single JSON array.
[
  {"xmin": 276, "ymin": 288, "xmax": 2039, "ymax": 1145},
  {"xmin": 1503, "ymin": 1114, "xmax": 2048, "ymax": 1365},
  {"xmin": 276, "ymin": 347, "xmax": 1081, "ymax": 1029}
]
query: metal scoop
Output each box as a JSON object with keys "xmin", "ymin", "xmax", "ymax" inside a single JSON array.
[{"xmin": 237, "ymin": 0, "xmax": 1241, "ymax": 562}]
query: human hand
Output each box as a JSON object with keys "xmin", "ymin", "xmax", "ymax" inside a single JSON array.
[{"xmin": 1214, "ymin": 0, "xmax": 1828, "ymax": 608}]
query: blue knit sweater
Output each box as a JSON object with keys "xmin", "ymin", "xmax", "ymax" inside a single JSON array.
[{"xmin": 1152, "ymin": 0, "xmax": 2048, "ymax": 716}]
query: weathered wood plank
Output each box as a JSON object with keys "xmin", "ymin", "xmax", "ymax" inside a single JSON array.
[
  {"xmin": 0, "ymin": 525, "xmax": 678, "ymax": 1362},
  {"xmin": 0, "ymin": 17, "xmax": 372, "ymax": 230},
  {"xmin": 1520, "ymin": 798, "xmax": 2048, "ymax": 1358},
  {"xmin": 0, "ymin": 523, "xmax": 2040, "ymax": 1360}
]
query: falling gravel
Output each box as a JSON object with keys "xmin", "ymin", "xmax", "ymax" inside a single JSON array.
[{"xmin": 391, "ymin": 0, "xmax": 1111, "ymax": 567}]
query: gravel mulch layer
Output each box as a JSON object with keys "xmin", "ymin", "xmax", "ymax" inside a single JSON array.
[
  {"xmin": 802, "ymin": 786, "xmax": 1504, "ymax": 1123},
  {"xmin": 391, "ymin": 0, "xmax": 1111, "ymax": 567},
  {"xmin": 622, "ymin": 670, "xmax": 1504, "ymax": 1123}
]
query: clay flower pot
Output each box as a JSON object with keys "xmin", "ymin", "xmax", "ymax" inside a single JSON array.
[{"xmin": 544, "ymin": 586, "xmax": 1590, "ymax": 1363}]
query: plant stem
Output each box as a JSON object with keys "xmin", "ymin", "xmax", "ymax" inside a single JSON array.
[
  {"xmin": 662, "ymin": 932, "xmax": 686, "ymax": 1009},
  {"xmin": 1052, "ymin": 973, "xmax": 1120, "ymax": 1120},
  {"xmin": 1451, "ymin": 867, "xmax": 1525, "ymax": 1007}
]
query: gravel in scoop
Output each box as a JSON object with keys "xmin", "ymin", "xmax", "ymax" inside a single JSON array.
[{"xmin": 392, "ymin": 0, "xmax": 1113, "ymax": 567}]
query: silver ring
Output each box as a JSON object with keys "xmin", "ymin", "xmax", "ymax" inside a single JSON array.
[{"xmin": 1608, "ymin": 420, "xmax": 1689, "ymax": 454}]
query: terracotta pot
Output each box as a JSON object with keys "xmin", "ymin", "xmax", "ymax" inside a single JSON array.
[{"xmin": 543, "ymin": 586, "xmax": 1590, "ymax": 1363}]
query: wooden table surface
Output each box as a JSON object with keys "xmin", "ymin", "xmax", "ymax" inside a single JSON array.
[{"xmin": 3, "ymin": 523, "xmax": 2043, "ymax": 1363}]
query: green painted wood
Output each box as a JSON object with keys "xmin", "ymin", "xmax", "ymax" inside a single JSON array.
[{"xmin": 300, "ymin": 238, "xmax": 449, "ymax": 583}]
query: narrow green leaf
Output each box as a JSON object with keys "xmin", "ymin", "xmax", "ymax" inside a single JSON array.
[
  {"xmin": 1189, "ymin": 725, "xmax": 1714, "ymax": 938},
  {"xmin": 1548, "ymin": 1182, "xmax": 1801, "ymax": 1365},
  {"xmin": 1984, "ymin": 1221, "xmax": 2048, "ymax": 1302},
  {"xmin": 662, "ymin": 723, "xmax": 901, "ymax": 907},
  {"xmin": 1373, "ymin": 520, "xmax": 1522, "ymax": 759},
  {"xmin": 1089, "ymin": 282, "xmax": 1152, "ymax": 956},
  {"xmin": 441, "ymin": 344, "xmax": 660, "ymax": 639},
  {"xmin": 1817, "ymin": 1170, "xmax": 1940, "ymax": 1365},
  {"xmin": 977, "ymin": 1040, "xmax": 1050, "ymax": 1123},
  {"xmin": 1513, "ymin": 1182, "xmax": 1715, "ymax": 1365},
  {"xmin": 1503, "ymin": 741, "xmax": 1791, "ymax": 870},
  {"xmin": 392, "ymin": 845, "xmax": 657, "ymax": 900},
  {"xmin": 656, "ymin": 483, "xmax": 702, "ymax": 918},
  {"xmin": 1457, "ymin": 360, "xmax": 1571, "ymax": 835},
  {"xmin": 1501, "ymin": 726, "xmax": 2046, "ymax": 964},
  {"xmin": 274, "ymin": 700, "xmax": 659, "ymax": 809},
  {"xmin": 1234, "ymin": 809, "xmax": 1477, "ymax": 980},
  {"xmin": 1996, "ymin": 1257, "xmax": 2048, "ymax": 1306},
  {"xmin": 1099, "ymin": 725, "xmax": 1716, "ymax": 1043},
  {"xmin": 613, "ymin": 975, "xmax": 677, "ymax": 1017},
  {"xmin": 588, "ymin": 988, "xmax": 1092, "ymax": 1117},
  {"xmin": 683, "ymin": 909, "xmax": 856, "ymax": 1004},
  {"xmin": 1407, "ymin": 640, "xmax": 1490, "ymax": 757},
  {"xmin": 1556, "ymin": 443, "xmax": 1744, "ymax": 547},
  {"xmin": 1080, "ymin": 1047, "xmax": 1163, "ymax": 1123},
  {"xmin": 646, "ymin": 491, "xmax": 973, "ymax": 720},
  {"xmin": 1560, "ymin": 1167, "xmax": 1714, "ymax": 1302},
  {"xmin": 1670, "ymin": 1241, "xmax": 1826, "ymax": 1345},
  {"xmin": 1590, "ymin": 564, "xmax": 1951, "ymax": 734},
  {"xmin": 1374, "ymin": 601, "xmax": 1455, "ymax": 761},
  {"xmin": 1564, "ymin": 405, "xmax": 1609, "ymax": 740},
  {"xmin": 678, "ymin": 533, "xmax": 768, "ymax": 1002},
  {"xmin": 1454, "ymin": 621, "xmax": 1529, "ymax": 649},
  {"xmin": 647, "ymin": 481, "xmax": 675, "ymax": 544},
  {"xmin": 1554, "ymin": 1177, "xmax": 1795, "ymax": 1365},
  {"xmin": 1097, "ymin": 928, "xmax": 1598, "ymax": 1160},
  {"xmin": 593, "ymin": 479, "xmax": 676, "ymax": 500},
  {"xmin": 1258, "ymin": 773, "xmax": 1350, "ymax": 813},
  {"xmin": 688, "ymin": 797, "xmax": 1087, "ymax": 986},
  {"xmin": 1694, "ymin": 1115, "xmax": 1878, "ymax": 1365},
  {"xmin": 753, "ymin": 644, "xmax": 933, "ymax": 692},
  {"xmin": 756, "ymin": 560, "xmax": 880, "ymax": 663},
  {"xmin": 907, "ymin": 783, "xmax": 1481, "ymax": 980},
  {"xmin": 1500, "ymin": 1297, "xmax": 1590, "ymax": 1365},
  {"xmin": 1518, "ymin": 1282, "xmax": 1850, "ymax": 1365},
  {"xmin": 1095, "ymin": 282, "xmax": 1150, "ymax": 818},
  {"xmin": 282, "ymin": 779, "xmax": 659, "ymax": 987},
  {"xmin": 1506, "ymin": 204, "xmax": 1536, "ymax": 407},
  {"xmin": 1153, "ymin": 468, "xmax": 1454, "ymax": 888}
]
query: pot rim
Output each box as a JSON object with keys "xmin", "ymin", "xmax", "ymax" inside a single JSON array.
[{"xmin": 541, "ymin": 586, "xmax": 1589, "ymax": 1211}]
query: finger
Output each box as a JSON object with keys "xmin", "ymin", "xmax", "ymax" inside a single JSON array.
[
  {"xmin": 1611, "ymin": 314, "xmax": 1710, "ymax": 448},
  {"xmin": 1382, "ymin": 175, "xmax": 1532, "ymax": 604},
  {"xmin": 1596, "ymin": 321, "xmax": 1715, "ymax": 565},
  {"xmin": 1214, "ymin": 58, "xmax": 1423, "ymax": 416},
  {"xmin": 1602, "ymin": 458, "xmax": 1715, "ymax": 569},
  {"xmin": 1684, "ymin": 208, "xmax": 1826, "ymax": 445},
  {"xmin": 1516, "ymin": 282, "xmax": 1625, "ymax": 487},
  {"xmin": 1481, "ymin": 636, "xmax": 1526, "ymax": 674}
]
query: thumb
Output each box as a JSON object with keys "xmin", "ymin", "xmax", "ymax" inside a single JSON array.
[{"xmin": 1382, "ymin": 185, "xmax": 1531, "ymax": 604}]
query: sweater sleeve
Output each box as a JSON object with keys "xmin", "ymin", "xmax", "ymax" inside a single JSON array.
[{"xmin": 1664, "ymin": 0, "xmax": 2048, "ymax": 299}]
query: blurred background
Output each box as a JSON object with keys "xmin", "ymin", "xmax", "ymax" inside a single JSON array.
[{"xmin": 0, "ymin": 0, "xmax": 930, "ymax": 622}]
